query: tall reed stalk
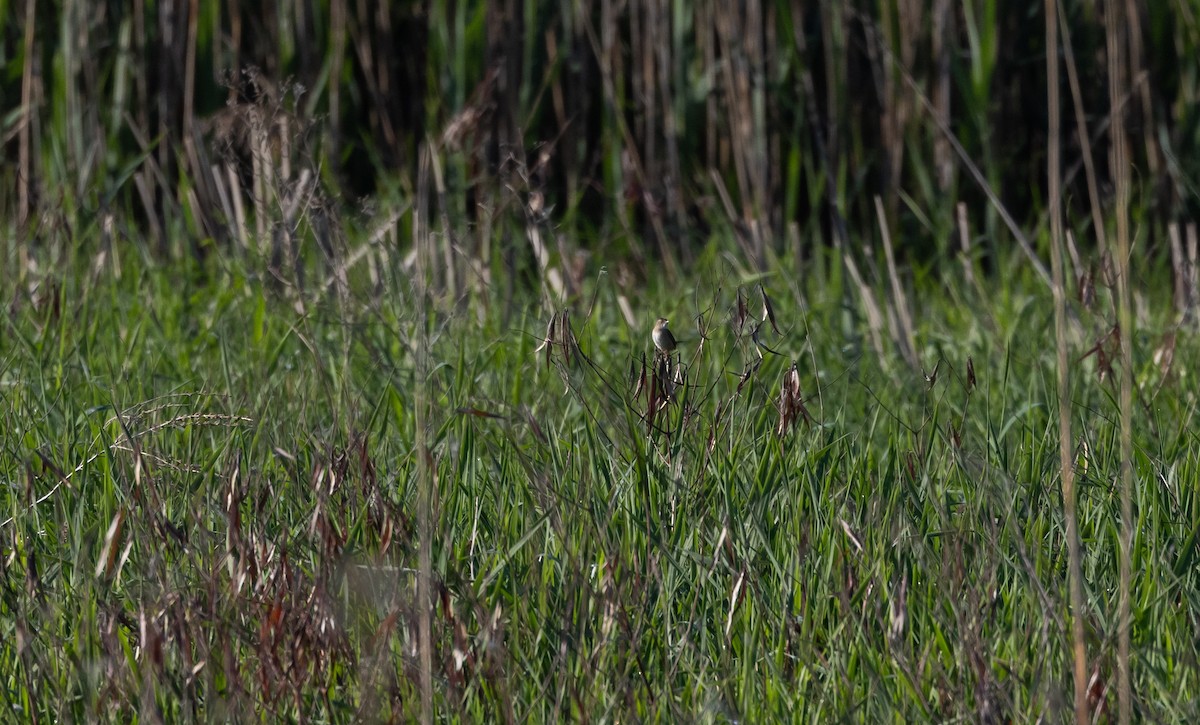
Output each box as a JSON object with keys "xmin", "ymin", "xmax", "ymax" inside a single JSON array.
[
  {"xmin": 1045, "ymin": 1, "xmax": 1089, "ymax": 721},
  {"xmin": 1105, "ymin": 0, "xmax": 1135, "ymax": 721}
]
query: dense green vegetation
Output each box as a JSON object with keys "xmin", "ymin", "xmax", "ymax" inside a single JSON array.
[
  {"xmin": 2, "ymin": 239, "xmax": 1198, "ymax": 720},
  {"xmin": 4, "ymin": 0, "xmax": 1200, "ymax": 721}
]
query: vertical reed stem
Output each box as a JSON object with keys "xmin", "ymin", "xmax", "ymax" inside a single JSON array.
[
  {"xmin": 1046, "ymin": 1, "xmax": 1089, "ymax": 721},
  {"xmin": 1105, "ymin": 0, "xmax": 1135, "ymax": 720},
  {"xmin": 415, "ymin": 142, "xmax": 435, "ymax": 725}
]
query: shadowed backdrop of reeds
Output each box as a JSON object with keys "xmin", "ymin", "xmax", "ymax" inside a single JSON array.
[
  {"xmin": 5, "ymin": 0, "xmax": 1199, "ymax": 270},
  {"xmin": 3, "ymin": 0, "xmax": 1200, "ymax": 722}
]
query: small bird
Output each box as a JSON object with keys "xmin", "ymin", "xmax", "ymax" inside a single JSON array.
[{"xmin": 652, "ymin": 317, "xmax": 677, "ymax": 355}]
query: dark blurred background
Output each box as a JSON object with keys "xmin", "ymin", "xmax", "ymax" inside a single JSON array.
[{"xmin": 2, "ymin": 0, "xmax": 1195, "ymax": 275}]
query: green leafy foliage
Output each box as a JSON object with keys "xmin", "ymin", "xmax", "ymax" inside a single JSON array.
[{"xmin": 0, "ymin": 240, "xmax": 1197, "ymax": 721}]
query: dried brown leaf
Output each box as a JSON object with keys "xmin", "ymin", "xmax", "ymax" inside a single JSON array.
[
  {"xmin": 95, "ymin": 508, "xmax": 127, "ymax": 579},
  {"xmin": 735, "ymin": 288, "xmax": 748, "ymax": 334},
  {"xmin": 760, "ymin": 284, "xmax": 780, "ymax": 334}
]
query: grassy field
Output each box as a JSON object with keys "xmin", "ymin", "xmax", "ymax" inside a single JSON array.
[
  {"xmin": 5, "ymin": 0, "xmax": 1198, "ymax": 720},
  {"xmin": 2, "ymin": 237, "xmax": 1197, "ymax": 721}
]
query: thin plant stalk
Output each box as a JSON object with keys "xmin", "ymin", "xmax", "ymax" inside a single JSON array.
[
  {"xmin": 415, "ymin": 142, "xmax": 435, "ymax": 724},
  {"xmin": 1056, "ymin": 0, "xmax": 1108, "ymax": 256},
  {"xmin": 1046, "ymin": 0, "xmax": 1089, "ymax": 721},
  {"xmin": 1105, "ymin": 0, "xmax": 1135, "ymax": 720},
  {"xmin": 18, "ymin": 0, "xmax": 37, "ymax": 230}
]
